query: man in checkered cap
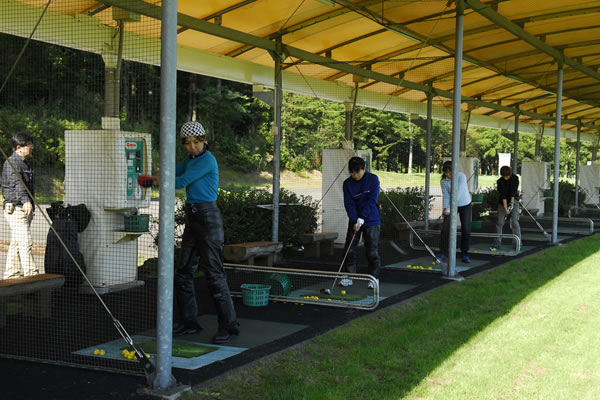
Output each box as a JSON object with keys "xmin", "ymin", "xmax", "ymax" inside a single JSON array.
[{"xmin": 171, "ymin": 121, "xmax": 240, "ymax": 344}]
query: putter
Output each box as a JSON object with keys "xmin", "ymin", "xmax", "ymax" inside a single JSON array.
[
  {"xmin": 519, "ymin": 200, "xmax": 552, "ymax": 241},
  {"xmin": 320, "ymin": 229, "xmax": 358, "ymax": 295}
]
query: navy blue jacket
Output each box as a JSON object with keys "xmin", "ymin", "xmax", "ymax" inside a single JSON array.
[{"xmin": 343, "ymin": 171, "xmax": 381, "ymax": 226}]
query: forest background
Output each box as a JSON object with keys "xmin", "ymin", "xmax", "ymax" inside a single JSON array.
[{"xmin": 0, "ymin": 35, "xmax": 593, "ymax": 199}]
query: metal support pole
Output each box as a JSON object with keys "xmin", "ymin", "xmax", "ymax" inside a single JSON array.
[
  {"xmin": 552, "ymin": 64, "xmax": 563, "ymax": 244},
  {"xmin": 513, "ymin": 111, "xmax": 519, "ymax": 173},
  {"xmin": 344, "ymin": 101, "xmax": 353, "ymax": 141},
  {"xmin": 575, "ymin": 123, "xmax": 581, "ymax": 207},
  {"xmin": 449, "ymin": 0, "xmax": 465, "ymax": 278},
  {"xmin": 155, "ymin": 0, "xmax": 177, "ymax": 390},
  {"xmin": 424, "ymin": 91, "xmax": 433, "ymax": 230},
  {"xmin": 271, "ymin": 40, "xmax": 283, "ymax": 243}
]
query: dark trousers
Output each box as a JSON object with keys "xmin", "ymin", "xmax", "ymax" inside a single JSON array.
[
  {"xmin": 440, "ymin": 202, "xmax": 472, "ymax": 256},
  {"xmin": 342, "ymin": 223, "xmax": 381, "ymax": 279},
  {"xmin": 174, "ymin": 202, "xmax": 237, "ymax": 331}
]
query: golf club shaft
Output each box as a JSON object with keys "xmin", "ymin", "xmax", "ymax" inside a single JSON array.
[
  {"xmin": 329, "ymin": 229, "xmax": 358, "ymax": 291},
  {"xmin": 382, "ymin": 189, "xmax": 443, "ymax": 265},
  {"xmin": 519, "ymin": 200, "xmax": 550, "ymax": 237}
]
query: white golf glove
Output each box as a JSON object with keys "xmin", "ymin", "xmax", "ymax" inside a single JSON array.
[
  {"xmin": 356, "ymin": 218, "xmax": 364, "ymax": 227},
  {"xmin": 443, "ymin": 208, "xmax": 450, "ymax": 216}
]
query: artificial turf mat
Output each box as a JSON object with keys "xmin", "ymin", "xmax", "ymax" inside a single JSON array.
[{"xmin": 124, "ymin": 339, "xmax": 218, "ymax": 358}]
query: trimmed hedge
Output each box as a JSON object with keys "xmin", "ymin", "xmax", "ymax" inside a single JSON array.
[
  {"xmin": 172, "ymin": 187, "xmax": 319, "ymax": 246},
  {"xmin": 379, "ymin": 186, "xmax": 430, "ymax": 239}
]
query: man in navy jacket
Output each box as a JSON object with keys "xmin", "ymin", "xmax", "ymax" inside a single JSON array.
[{"xmin": 339, "ymin": 156, "xmax": 381, "ymax": 288}]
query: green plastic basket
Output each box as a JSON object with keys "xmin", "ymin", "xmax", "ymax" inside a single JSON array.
[
  {"xmin": 124, "ymin": 214, "xmax": 150, "ymax": 232},
  {"xmin": 471, "ymin": 193, "xmax": 483, "ymax": 203},
  {"xmin": 263, "ymin": 273, "xmax": 291, "ymax": 296},
  {"xmin": 240, "ymin": 284, "xmax": 271, "ymax": 307}
]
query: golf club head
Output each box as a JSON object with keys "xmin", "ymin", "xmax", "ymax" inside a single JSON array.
[
  {"xmin": 389, "ymin": 240, "xmax": 408, "ymax": 255},
  {"xmin": 138, "ymin": 352, "xmax": 156, "ymax": 386},
  {"xmin": 320, "ymin": 288, "xmax": 331, "ymax": 295},
  {"xmin": 438, "ymin": 260, "xmax": 449, "ymax": 275},
  {"xmin": 544, "ymin": 232, "xmax": 552, "ymax": 241}
]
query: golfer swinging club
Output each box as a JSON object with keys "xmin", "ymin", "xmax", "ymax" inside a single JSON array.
[
  {"xmin": 168, "ymin": 121, "xmax": 240, "ymax": 344},
  {"xmin": 339, "ymin": 156, "xmax": 381, "ymax": 289}
]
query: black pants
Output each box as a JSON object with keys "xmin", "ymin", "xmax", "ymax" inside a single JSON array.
[
  {"xmin": 174, "ymin": 202, "xmax": 237, "ymax": 331},
  {"xmin": 342, "ymin": 223, "xmax": 381, "ymax": 279},
  {"xmin": 440, "ymin": 202, "xmax": 472, "ymax": 256}
]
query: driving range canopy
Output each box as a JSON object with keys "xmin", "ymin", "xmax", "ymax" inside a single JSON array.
[{"xmin": 3, "ymin": 0, "xmax": 600, "ymax": 140}]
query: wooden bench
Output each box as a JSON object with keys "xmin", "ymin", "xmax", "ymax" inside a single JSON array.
[
  {"xmin": 302, "ymin": 232, "xmax": 338, "ymax": 257},
  {"xmin": 223, "ymin": 241, "xmax": 283, "ymax": 267},
  {"xmin": 0, "ymin": 273, "xmax": 65, "ymax": 328}
]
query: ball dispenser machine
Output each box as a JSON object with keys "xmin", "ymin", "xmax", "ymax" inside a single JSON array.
[{"xmin": 64, "ymin": 117, "xmax": 152, "ymax": 294}]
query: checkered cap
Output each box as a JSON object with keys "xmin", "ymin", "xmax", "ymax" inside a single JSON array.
[{"xmin": 180, "ymin": 121, "xmax": 206, "ymax": 138}]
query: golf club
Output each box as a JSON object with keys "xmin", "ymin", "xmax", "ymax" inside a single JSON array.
[
  {"xmin": 519, "ymin": 199, "xmax": 552, "ymax": 241},
  {"xmin": 504, "ymin": 202, "xmax": 514, "ymax": 222},
  {"xmin": 381, "ymin": 189, "xmax": 447, "ymax": 270},
  {"xmin": 320, "ymin": 228, "xmax": 358, "ymax": 295},
  {"xmin": 389, "ymin": 240, "xmax": 408, "ymax": 255}
]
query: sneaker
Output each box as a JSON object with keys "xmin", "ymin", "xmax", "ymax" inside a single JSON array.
[
  {"xmin": 462, "ymin": 255, "xmax": 471, "ymax": 264},
  {"xmin": 339, "ymin": 278, "xmax": 353, "ymax": 287},
  {"xmin": 367, "ymin": 279, "xmax": 379, "ymax": 289},
  {"xmin": 173, "ymin": 323, "xmax": 203, "ymax": 336}
]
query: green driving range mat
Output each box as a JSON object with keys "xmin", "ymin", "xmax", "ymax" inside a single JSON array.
[{"xmin": 124, "ymin": 340, "xmax": 217, "ymax": 358}]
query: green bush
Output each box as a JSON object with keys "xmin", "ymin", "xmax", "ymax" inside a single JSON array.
[
  {"xmin": 379, "ymin": 187, "xmax": 430, "ymax": 239},
  {"xmin": 171, "ymin": 187, "xmax": 318, "ymax": 246},
  {"xmin": 472, "ymin": 186, "xmax": 499, "ymax": 218}
]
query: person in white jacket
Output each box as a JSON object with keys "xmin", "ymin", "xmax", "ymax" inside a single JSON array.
[{"xmin": 439, "ymin": 161, "xmax": 472, "ymax": 263}]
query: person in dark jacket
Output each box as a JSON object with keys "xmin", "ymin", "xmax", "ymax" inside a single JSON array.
[
  {"xmin": 2, "ymin": 131, "xmax": 40, "ymax": 279},
  {"xmin": 170, "ymin": 121, "xmax": 239, "ymax": 344},
  {"xmin": 339, "ymin": 156, "xmax": 381, "ymax": 289},
  {"xmin": 492, "ymin": 165, "xmax": 521, "ymax": 249}
]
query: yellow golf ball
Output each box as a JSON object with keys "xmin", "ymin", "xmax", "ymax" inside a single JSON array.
[
  {"xmin": 99, "ymin": 349, "xmax": 105, "ymax": 356},
  {"xmin": 493, "ymin": 248, "xmax": 497, "ymax": 251},
  {"xmin": 406, "ymin": 264, "xmax": 412, "ymax": 269},
  {"xmin": 428, "ymin": 267, "xmax": 432, "ymax": 270},
  {"xmin": 93, "ymin": 349, "xmax": 100, "ymax": 355},
  {"xmin": 341, "ymin": 290, "xmax": 346, "ymax": 295}
]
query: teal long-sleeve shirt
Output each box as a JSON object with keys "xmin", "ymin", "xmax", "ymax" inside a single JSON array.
[{"xmin": 175, "ymin": 151, "xmax": 219, "ymax": 203}]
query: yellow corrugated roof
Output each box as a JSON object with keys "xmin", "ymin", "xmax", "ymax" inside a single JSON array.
[{"xmin": 8, "ymin": 0, "xmax": 600, "ymax": 137}]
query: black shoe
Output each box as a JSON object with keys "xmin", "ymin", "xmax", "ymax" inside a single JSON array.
[
  {"xmin": 173, "ymin": 323, "xmax": 203, "ymax": 336},
  {"xmin": 213, "ymin": 322, "xmax": 240, "ymax": 344}
]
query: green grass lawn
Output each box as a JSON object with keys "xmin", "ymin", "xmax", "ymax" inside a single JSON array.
[
  {"xmin": 186, "ymin": 235, "xmax": 600, "ymax": 400},
  {"xmin": 377, "ymin": 170, "xmax": 498, "ymax": 188}
]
